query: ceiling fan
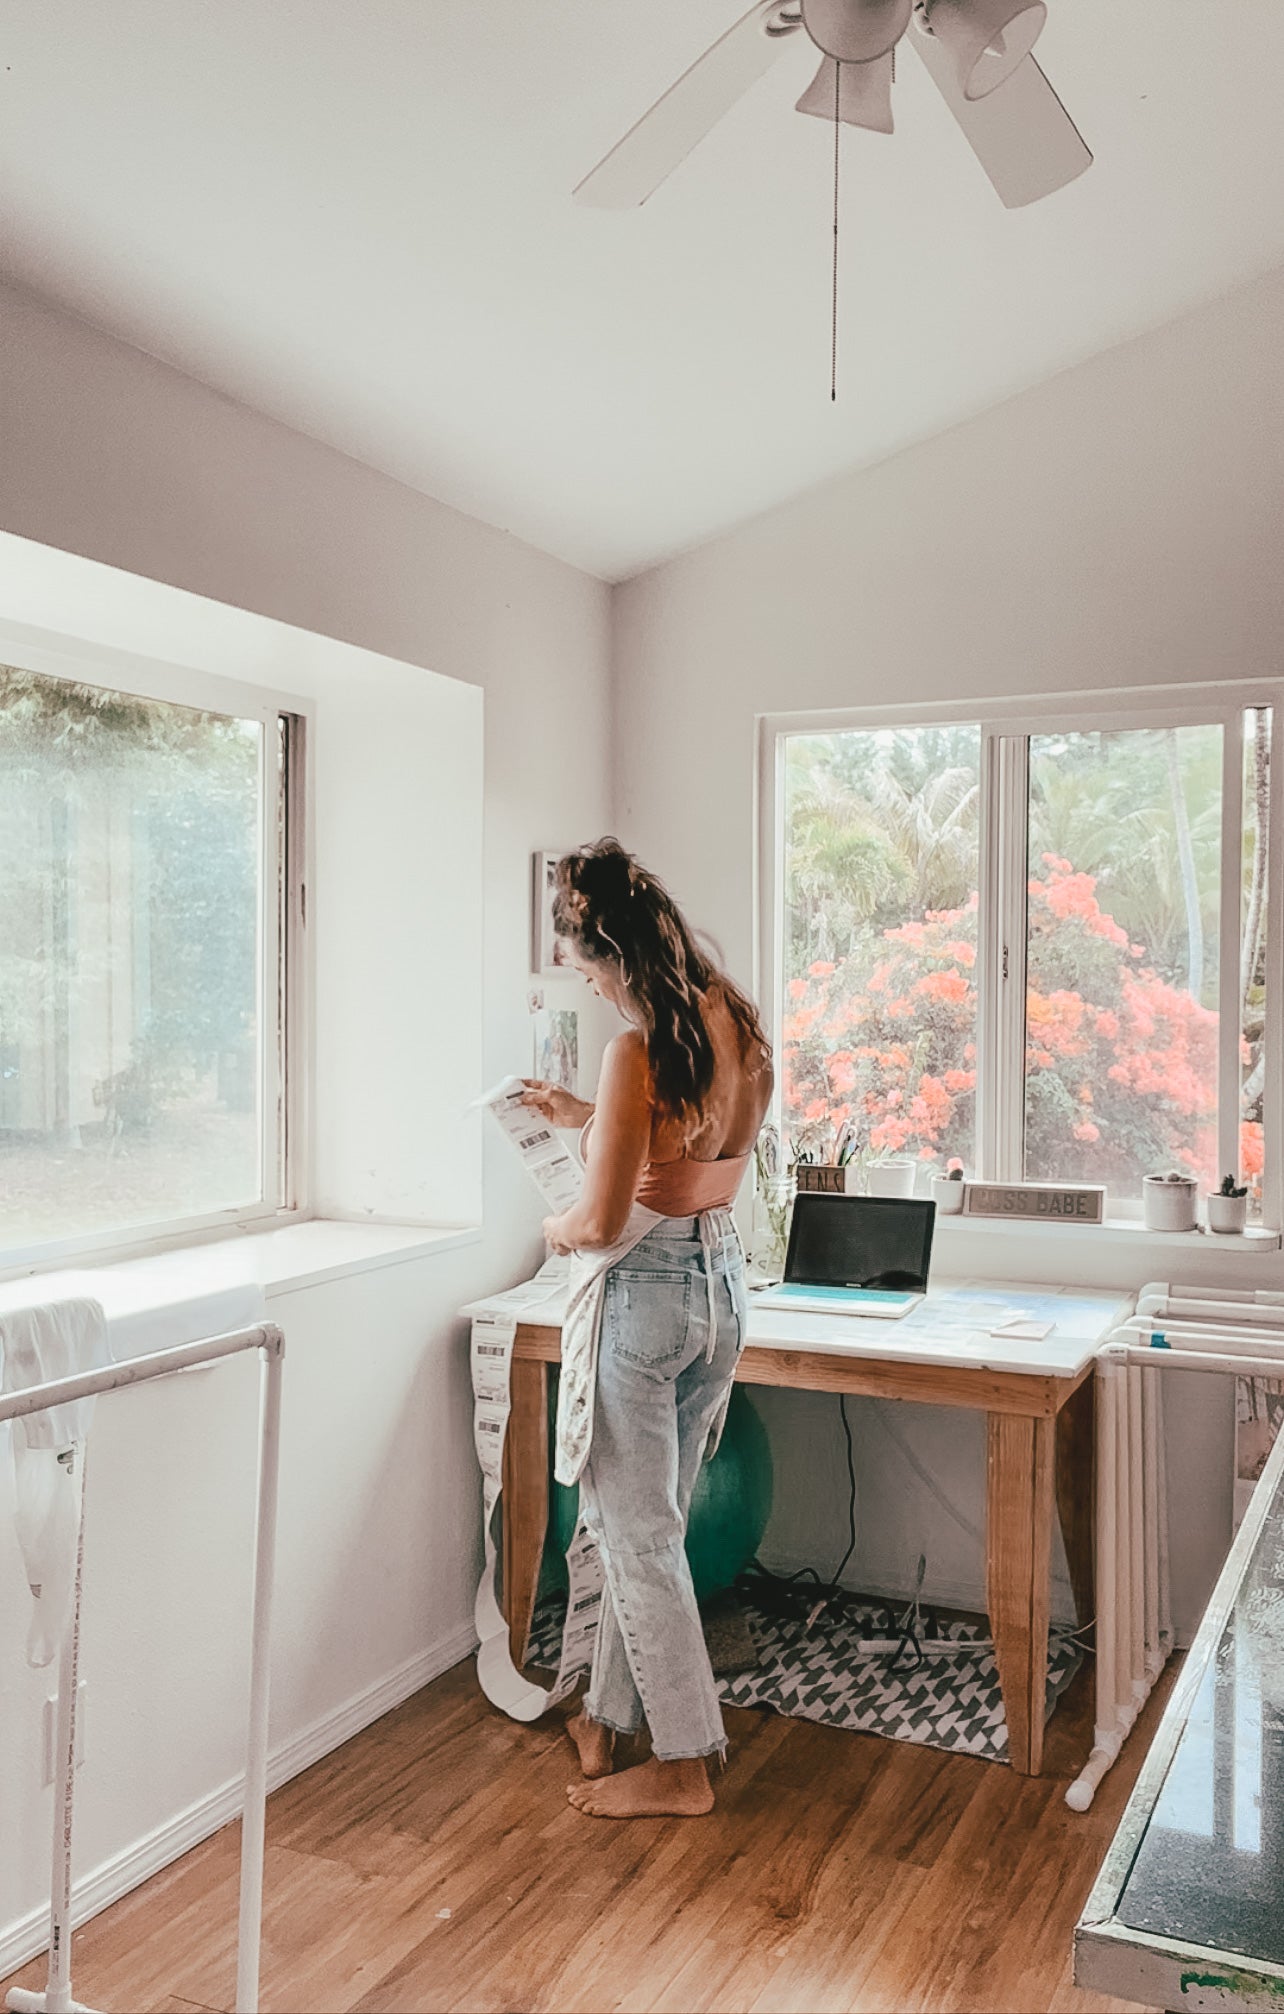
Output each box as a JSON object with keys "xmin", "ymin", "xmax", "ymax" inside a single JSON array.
[{"xmin": 574, "ymin": 0, "xmax": 1091, "ymax": 211}]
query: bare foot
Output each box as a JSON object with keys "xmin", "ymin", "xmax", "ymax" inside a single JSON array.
[
  {"xmin": 567, "ymin": 1755, "xmax": 714, "ymax": 1819},
  {"xmin": 567, "ymin": 1710, "xmax": 615, "ymax": 1779}
]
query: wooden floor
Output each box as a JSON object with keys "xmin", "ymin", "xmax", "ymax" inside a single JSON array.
[{"xmin": 3, "ymin": 1654, "xmax": 1173, "ymax": 2014}]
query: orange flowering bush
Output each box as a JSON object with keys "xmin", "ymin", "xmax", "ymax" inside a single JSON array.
[
  {"xmin": 783, "ymin": 895, "xmax": 980, "ymax": 1169},
  {"xmin": 783, "ymin": 859, "xmax": 1238, "ymax": 1196}
]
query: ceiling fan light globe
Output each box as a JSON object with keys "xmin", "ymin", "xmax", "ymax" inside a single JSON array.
[
  {"xmin": 921, "ymin": 0, "xmax": 1045, "ymax": 100},
  {"xmin": 796, "ymin": 51, "xmax": 895, "ymax": 132},
  {"xmin": 800, "ymin": 0, "xmax": 912, "ymax": 63}
]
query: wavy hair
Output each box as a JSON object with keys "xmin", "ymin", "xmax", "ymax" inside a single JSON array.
[{"xmin": 552, "ymin": 839, "xmax": 769, "ymax": 1122}]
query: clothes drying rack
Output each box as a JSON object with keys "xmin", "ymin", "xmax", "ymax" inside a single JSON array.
[
  {"xmin": 1067, "ymin": 1282, "xmax": 1284, "ymax": 1812},
  {"xmin": 2, "ymin": 1321, "xmax": 285, "ymax": 2014}
]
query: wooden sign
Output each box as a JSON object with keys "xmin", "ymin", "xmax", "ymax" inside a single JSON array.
[
  {"xmin": 793, "ymin": 1164, "xmax": 859, "ymax": 1195},
  {"xmin": 961, "ymin": 1181, "xmax": 1106, "ymax": 1226}
]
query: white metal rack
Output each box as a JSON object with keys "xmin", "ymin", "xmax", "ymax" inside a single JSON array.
[
  {"xmin": 2, "ymin": 1322, "xmax": 284, "ymax": 2014},
  {"xmin": 1067, "ymin": 1282, "xmax": 1284, "ymax": 1811}
]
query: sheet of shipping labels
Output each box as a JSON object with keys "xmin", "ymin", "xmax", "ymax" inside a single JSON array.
[{"xmin": 470, "ymin": 1307, "xmax": 602, "ymax": 1719}]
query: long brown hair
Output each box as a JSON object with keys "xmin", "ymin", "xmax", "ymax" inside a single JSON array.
[{"xmin": 552, "ymin": 839, "xmax": 769, "ymax": 1121}]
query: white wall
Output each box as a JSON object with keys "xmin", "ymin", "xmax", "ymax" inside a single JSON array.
[
  {"xmin": 0, "ymin": 279, "xmax": 612, "ymax": 1952},
  {"xmin": 613, "ymin": 265, "xmax": 1284, "ymax": 1641}
]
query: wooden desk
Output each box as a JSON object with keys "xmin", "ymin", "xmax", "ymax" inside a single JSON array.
[{"xmin": 495, "ymin": 1284, "xmax": 1126, "ymax": 1776}]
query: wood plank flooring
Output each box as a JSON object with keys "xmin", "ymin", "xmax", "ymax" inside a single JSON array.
[{"xmin": 2, "ymin": 1654, "xmax": 1173, "ymax": 2013}]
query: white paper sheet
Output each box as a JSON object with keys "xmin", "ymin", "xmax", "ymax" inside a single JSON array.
[
  {"xmin": 472, "ymin": 1076, "xmax": 584, "ymax": 1213},
  {"xmin": 470, "ymin": 1309, "xmax": 602, "ymax": 1721}
]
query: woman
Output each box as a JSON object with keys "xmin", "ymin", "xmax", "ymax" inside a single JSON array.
[{"xmin": 522, "ymin": 840, "xmax": 772, "ymax": 1819}]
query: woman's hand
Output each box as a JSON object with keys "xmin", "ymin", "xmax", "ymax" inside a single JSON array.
[
  {"xmin": 522, "ymin": 1080, "xmax": 594, "ymax": 1131},
  {"xmin": 542, "ymin": 1212, "xmax": 577, "ymax": 1255}
]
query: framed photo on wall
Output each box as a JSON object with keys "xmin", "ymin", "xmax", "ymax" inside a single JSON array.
[
  {"xmin": 533, "ymin": 1007, "xmax": 579, "ymax": 1095},
  {"xmin": 531, "ymin": 851, "xmax": 567, "ymax": 976}
]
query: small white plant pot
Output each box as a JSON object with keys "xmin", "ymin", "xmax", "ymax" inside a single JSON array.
[
  {"xmin": 867, "ymin": 1159, "xmax": 918, "ymax": 1199},
  {"xmin": 1206, "ymin": 1192, "xmax": 1249, "ymax": 1235},
  {"xmin": 1142, "ymin": 1175, "xmax": 1198, "ymax": 1233},
  {"xmin": 931, "ymin": 1176, "xmax": 965, "ymax": 1215}
]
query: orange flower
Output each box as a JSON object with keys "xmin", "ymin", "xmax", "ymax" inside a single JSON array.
[
  {"xmin": 1242, "ymin": 1122, "xmax": 1265, "ymax": 1179},
  {"xmin": 914, "ymin": 969, "xmax": 970, "ymax": 1005}
]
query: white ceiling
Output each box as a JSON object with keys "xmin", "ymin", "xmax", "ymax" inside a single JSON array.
[{"xmin": 3, "ymin": 3, "xmax": 1284, "ymax": 581}]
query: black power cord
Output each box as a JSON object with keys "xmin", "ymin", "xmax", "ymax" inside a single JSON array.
[{"xmin": 739, "ymin": 1395, "xmax": 886, "ymax": 1635}]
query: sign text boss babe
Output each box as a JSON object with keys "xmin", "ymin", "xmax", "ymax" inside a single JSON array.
[{"xmin": 961, "ymin": 1183, "xmax": 1106, "ymax": 1225}]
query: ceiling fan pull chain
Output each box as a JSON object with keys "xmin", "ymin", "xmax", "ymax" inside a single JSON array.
[{"xmin": 831, "ymin": 56, "xmax": 841, "ymax": 402}]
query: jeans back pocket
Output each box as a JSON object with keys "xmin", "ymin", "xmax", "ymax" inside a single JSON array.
[{"xmin": 606, "ymin": 1266, "xmax": 694, "ymax": 1370}]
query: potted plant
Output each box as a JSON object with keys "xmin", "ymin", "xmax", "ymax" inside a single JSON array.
[
  {"xmin": 1206, "ymin": 1173, "xmax": 1249, "ymax": 1235},
  {"xmin": 1142, "ymin": 1169, "xmax": 1198, "ymax": 1233},
  {"xmin": 931, "ymin": 1158, "xmax": 966, "ymax": 1214},
  {"xmin": 866, "ymin": 1154, "xmax": 918, "ymax": 1198}
]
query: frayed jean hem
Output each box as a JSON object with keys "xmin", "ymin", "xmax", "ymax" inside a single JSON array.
[
  {"xmin": 651, "ymin": 1736, "xmax": 728, "ymax": 1764},
  {"xmin": 584, "ymin": 1704, "xmax": 643, "ymax": 1738}
]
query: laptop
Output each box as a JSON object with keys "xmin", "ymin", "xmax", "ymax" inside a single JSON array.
[{"xmin": 753, "ymin": 1192, "xmax": 935, "ymax": 1319}]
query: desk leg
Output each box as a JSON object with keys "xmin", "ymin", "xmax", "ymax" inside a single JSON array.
[
  {"xmin": 502, "ymin": 1357, "xmax": 549, "ymax": 1672},
  {"xmin": 1055, "ymin": 1374, "xmax": 1095, "ymax": 1634},
  {"xmin": 987, "ymin": 1411, "xmax": 1054, "ymax": 1775}
]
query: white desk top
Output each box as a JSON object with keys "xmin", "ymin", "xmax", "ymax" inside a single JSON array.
[{"xmin": 463, "ymin": 1273, "xmax": 1132, "ymax": 1380}]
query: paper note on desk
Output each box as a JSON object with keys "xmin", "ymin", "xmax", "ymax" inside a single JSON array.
[
  {"xmin": 989, "ymin": 1316, "xmax": 1056, "ymax": 1341},
  {"xmin": 473, "ymin": 1076, "xmax": 584, "ymax": 1212}
]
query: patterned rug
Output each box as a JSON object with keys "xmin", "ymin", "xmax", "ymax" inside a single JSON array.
[{"xmin": 527, "ymin": 1579, "xmax": 1082, "ymax": 1765}]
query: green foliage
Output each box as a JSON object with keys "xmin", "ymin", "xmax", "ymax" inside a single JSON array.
[{"xmin": 0, "ymin": 665, "xmax": 261, "ymax": 1134}]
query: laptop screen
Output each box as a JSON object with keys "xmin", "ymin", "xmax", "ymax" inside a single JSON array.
[{"xmin": 784, "ymin": 1193, "xmax": 935, "ymax": 1293}]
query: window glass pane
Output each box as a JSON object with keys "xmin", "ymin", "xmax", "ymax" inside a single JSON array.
[
  {"xmin": 1025, "ymin": 723, "xmax": 1222, "ymax": 1201},
  {"xmin": 781, "ymin": 726, "xmax": 981, "ymax": 1180},
  {"xmin": 0, "ymin": 666, "xmax": 267, "ymax": 1250},
  {"xmin": 1241, "ymin": 708, "xmax": 1271, "ymax": 1221}
]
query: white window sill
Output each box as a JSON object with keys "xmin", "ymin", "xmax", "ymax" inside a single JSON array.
[
  {"xmin": 0, "ymin": 1218, "xmax": 483, "ymax": 1361},
  {"xmin": 935, "ymin": 1213, "xmax": 1280, "ymax": 1255}
]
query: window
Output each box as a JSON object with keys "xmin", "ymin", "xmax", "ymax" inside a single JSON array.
[
  {"xmin": 780, "ymin": 725, "xmax": 981, "ymax": 1173},
  {"xmin": 0, "ymin": 659, "xmax": 301, "ymax": 1262},
  {"xmin": 769, "ymin": 693, "xmax": 1281, "ymax": 1226}
]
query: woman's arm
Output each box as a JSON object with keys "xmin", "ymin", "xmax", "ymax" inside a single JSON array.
[{"xmin": 542, "ymin": 1033, "xmax": 652, "ymax": 1253}]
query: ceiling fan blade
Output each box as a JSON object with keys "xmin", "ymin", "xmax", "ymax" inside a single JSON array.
[
  {"xmin": 574, "ymin": 2, "xmax": 803, "ymax": 208},
  {"xmin": 796, "ymin": 53, "xmax": 894, "ymax": 134},
  {"xmin": 910, "ymin": 29, "xmax": 1090, "ymax": 207}
]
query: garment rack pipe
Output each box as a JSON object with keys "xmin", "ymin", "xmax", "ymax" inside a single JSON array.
[
  {"xmin": 1066, "ymin": 1323, "xmax": 1284, "ymax": 1814},
  {"xmin": 2, "ymin": 1321, "xmax": 284, "ymax": 2014}
]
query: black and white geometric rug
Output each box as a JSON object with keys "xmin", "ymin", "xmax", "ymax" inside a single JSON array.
[{"xmin": 527, "ymin": 1581, "xmax": 1082, "ymax": 1766}]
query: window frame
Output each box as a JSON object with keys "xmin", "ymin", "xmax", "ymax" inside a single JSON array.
[
  {"xmin": 759, "ymin": 679, "xmax": 1284, "ymax": 1234},
  {"xmin": 0, "ymin": 627, "xmax": 311, "ymax": 1273}
]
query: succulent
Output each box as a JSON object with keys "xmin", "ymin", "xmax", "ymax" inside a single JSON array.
[{"xmin": 1218, "ymin": 1173, "xmax": 1248, "ymax": 1198}]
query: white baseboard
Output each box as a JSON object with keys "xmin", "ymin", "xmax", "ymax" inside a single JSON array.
[{"xmin": 0, "ymin": 1618, "xmax": 478, "ymax": 1981}]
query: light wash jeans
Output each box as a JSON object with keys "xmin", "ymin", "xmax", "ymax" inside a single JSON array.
[{"xmin": 579, "ymin": 1209, "xmax": 746, "ymax": 1762}]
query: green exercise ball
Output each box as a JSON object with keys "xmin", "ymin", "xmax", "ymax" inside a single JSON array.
[{"xmin": 540, "ymin": 1385, "xmax": 773, "ymax": 1604}]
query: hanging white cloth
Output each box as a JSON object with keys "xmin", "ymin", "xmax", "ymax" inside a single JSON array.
[
  {"xmin": 555, "ymin": 1204, "xmax": 663, "ymax": 1486},
  {"xmin": 1, "ymin": 1298, "xmax": 109, "ymax": 1668}
]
